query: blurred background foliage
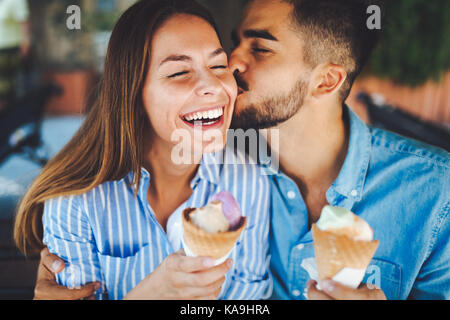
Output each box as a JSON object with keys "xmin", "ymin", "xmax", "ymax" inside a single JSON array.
[{"xmin": 368, "ymin": 0, "xmax": 450, "ymax": 86}]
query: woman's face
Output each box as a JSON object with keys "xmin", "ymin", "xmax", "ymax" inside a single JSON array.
[{"xmin": 143, "ymin": 14, "xmax": 237, "ymax": 159}]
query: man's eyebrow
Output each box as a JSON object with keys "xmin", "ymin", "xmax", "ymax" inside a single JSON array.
[
  {"xmin": 159, "ymin": 48, "xmax": 225, "ymax": 67},
  {"xmin": 243, "ymin": 29, "xmax": 278, "ymax": 41}
]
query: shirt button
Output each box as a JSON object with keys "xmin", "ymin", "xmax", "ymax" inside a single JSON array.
[
  {"xmin": 292, "ymin": 289, "xmax": 301, "ymax": 297},
  {"xmin": 350, "ymin": 189, "xmax": 358, "ymax": 197},
  {"xmin": 296, "ymin": 244, "xmax": 304, "ymax": 250},
  {"xmin": 287, "ymin": 191, "xmax": 296, "ymax": 199}
]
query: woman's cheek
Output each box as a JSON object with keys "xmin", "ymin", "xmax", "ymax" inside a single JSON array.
[{"xmin": 224, "ymin": 73, "xmax": 238, "ymax": 103}]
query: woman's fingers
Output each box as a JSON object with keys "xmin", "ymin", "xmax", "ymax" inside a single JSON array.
[
  {"xmin": 167, "ymin": 252, "xmax": 216, "ymax": 273},
  {"xmin": 181, "ymin": 259, "xmax": 232, "ymax": 287},
  {"xmin": 184, "ymin": 276, "xmax": 226, "ymax": 300}
]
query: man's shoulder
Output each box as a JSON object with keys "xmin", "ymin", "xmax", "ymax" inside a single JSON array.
[
  {"xmin": 369, "ymin": 126, "xmax": 450, "ymax": 171},
  {"xmin": 365, "ymin": 127, "xmax": 449, "ymax": 214}
]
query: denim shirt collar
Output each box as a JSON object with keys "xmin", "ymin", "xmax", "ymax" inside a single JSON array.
[
  {"xmin": 259, "ymin": 105, "xmax": 372, "ymax": 202},
  {"xmin": 329, "ymin": 105, "xmax": 372, "ymax": 202}
]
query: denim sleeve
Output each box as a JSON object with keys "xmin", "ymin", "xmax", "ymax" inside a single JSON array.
[
  {"xmin": 220, "ymin": 174, "xmax": 272, "ymax": 300},
  {"xmin": 409, "ymin": 201, "xmax": 450, "ymax": 300},
  {"xmin": 42, "ymin": 195, "xmax": 105, "ymax": 299}
]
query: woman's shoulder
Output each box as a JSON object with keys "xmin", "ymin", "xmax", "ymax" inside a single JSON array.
[{"xmin": 43, "ymin": 177, "xmax": 133, "ymax": 217}]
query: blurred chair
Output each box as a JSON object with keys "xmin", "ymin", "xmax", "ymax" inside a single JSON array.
[
  {"xmin": 0, "ymin": 95, "xmax": 84, "ymax": 299},
  {"xmin": 357, "ymin": 91, "xmax": 450, "ymax": 152},
  {"xmin": 0, "ymin": 83, "xmax": 62, "ymax": 165}
]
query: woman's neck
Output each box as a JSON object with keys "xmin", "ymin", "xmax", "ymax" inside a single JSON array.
[{"xmin": 143, "ymin": 135, "xmax": 200, "ymax": 231}]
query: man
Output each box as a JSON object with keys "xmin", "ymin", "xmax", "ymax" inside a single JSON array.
[{"xmin": 34, "ymin": 0, "xmax": 449, "ymax": 300}]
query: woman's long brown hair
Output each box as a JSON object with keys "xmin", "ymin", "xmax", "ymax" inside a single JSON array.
[{"xmin": 14, "ymin": 0, "xmax": 220, "ymax": 255}]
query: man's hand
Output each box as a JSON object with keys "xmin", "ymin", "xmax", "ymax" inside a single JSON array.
[
  {"xmin": 34, "ymin": 247, "xmax": 101, "ymax": 300},
  {"xmin": 306, "ymin": 279, "xmax": 387, "ymax": 300}
]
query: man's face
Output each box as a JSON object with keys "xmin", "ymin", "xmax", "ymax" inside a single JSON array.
[{"xmin": 229, "ymin": 0, "xmax": 311, "ymax": 130}]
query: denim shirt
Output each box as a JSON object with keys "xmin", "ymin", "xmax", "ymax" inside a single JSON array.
[{"xmin": 267, "ymin": 106, "xmax": 450, "ymax": 300}]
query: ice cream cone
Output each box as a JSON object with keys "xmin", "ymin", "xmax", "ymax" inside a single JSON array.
[
  {"xmin": 312, "ymin": 224, "xmax": 379, "ymax": 281},
  {"xmin": 182, "ymin": 208, "xmax": 246, "ymax": 259}
]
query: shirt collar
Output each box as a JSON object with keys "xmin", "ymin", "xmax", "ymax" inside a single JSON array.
[
  {"xmin": 258, "ymin": 105, "xmax": 372, "ymax": 201},
  {"xmin": 125, "ymin": 152, "xmax": 222, "ymax": 199},
  {"xmin": 329, "ymin": 105, "xmax": 372, "ymax": 201},
  {"xmin": 257, "ymin": 133, "xmax": 281, "ymax": 176},
  {"xmin": 190, "ymin": 151, "xmax": 222, "ymax": 187}
]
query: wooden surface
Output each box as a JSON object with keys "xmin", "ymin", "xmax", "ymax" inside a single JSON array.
[{"xmin": 347, "ymin": 72, "xmax": 450, "ymax": 126}]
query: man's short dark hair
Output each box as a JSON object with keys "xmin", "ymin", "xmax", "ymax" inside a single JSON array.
[{"xmin": 283, "ymin": 0, "xmax": 382, "ymax": 101}]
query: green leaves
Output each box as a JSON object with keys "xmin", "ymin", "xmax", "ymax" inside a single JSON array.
[{"xmin": 368, "ymin": 0, "xmax": 450, "ymax": 86}]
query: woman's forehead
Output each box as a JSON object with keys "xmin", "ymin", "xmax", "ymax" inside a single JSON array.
[{"xmin": 150, "ymin": 14, "xmax": 223, "ymax": 62}]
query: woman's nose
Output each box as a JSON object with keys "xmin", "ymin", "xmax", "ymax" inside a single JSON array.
[{"xmin": 195, "ymin": 71, "xmax": 223, "ymax": 96}]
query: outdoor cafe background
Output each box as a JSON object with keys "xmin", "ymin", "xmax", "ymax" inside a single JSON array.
[{"xmin": 0, "ymin": 0, "xmax": 448, "ymax": 299}]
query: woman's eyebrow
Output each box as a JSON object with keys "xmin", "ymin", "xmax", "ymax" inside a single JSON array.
[
  {"xmin": 159, "ymin": 54, "xmax": 191, "ymax": 66},
  {"xmin": 159, "ymin": 48, "xmax": 225, "ymax": 67},
  {"xmin": 210, "ymin": 48, "xmax": 226, "ymax": 58}
]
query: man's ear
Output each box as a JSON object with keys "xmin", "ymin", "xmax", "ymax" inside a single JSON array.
[{"xmin": 311, "ymin": 63, "xmax": 347, "ymax": 98}]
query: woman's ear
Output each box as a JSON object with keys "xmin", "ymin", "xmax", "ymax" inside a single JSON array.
[{"xmin": 311, "ymin": 63, "xmax": 347, "ymax": 98}]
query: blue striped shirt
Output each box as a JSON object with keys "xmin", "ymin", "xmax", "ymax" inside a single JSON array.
[{"xmin": 42, "ymin": 149, "xmax": 272, "ymax": 300}]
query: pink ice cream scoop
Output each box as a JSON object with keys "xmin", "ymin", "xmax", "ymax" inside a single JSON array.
[{"xmin": 211, "ymin": 191, "xmax": 242, "ymax": 229}]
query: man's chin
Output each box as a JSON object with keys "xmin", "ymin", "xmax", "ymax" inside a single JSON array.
[{"xmin": 230, "ymin": 108, "xmax": 279, "ymax": 131}]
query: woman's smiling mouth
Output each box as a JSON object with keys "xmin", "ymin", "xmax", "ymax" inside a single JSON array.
[{"xmin": 181, "ymin": 106, "xmax": 225, "ymax": 127}]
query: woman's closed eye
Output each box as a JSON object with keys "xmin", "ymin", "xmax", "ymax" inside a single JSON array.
[
  {"xmin": 211, "ymin": 65, "xmax": 227, "ymax": 69},
  {"xmin": 167, "ymin": 70, "xmax": 189, "ymax": 78}
]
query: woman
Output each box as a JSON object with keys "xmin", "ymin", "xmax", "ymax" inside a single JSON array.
[{"xmin": 14, "ymin": 0, "xmax": 270, "ymax": 300}]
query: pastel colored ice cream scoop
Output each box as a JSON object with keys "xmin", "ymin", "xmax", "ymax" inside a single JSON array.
[
  {"xmin": 312, "ymin": 205, "xmax": 379, "ymax": 289},
  {"xmin": 211, "ymin": 191, "xmax": 242, "ymax": 229},
  {"xmin": 190, "ymin": 202, "xmax": 229, "ymax": 233},
  {"xmin": 316, "ymin": 205, "xmax": 373, "ymax": 241},
  {"xmin": 182, "ymin": 191, "xmax": 246, "ymax": 263}
]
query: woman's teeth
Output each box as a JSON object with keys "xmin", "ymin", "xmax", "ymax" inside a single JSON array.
[{"xmin": 183, "ymin": 107, "xmax": 223, "ymax": 123}]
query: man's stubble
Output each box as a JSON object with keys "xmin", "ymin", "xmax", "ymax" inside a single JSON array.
[{"xmin": 230, "ymin": 78, "xmax": 308, "ymax": 130}]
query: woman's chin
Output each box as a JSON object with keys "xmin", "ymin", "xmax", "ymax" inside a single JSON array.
[{"xmin": 195, "ymin": 138, "xmax": 226, "ymax": 155}]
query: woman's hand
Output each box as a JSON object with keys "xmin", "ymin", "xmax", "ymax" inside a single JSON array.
[
  {"xmin": 124, "ymin": 250, "xmax": 233, "ymax": 300},
  {"xmin": 34, "ymin": 247, "xmax": 101, "ymax": 300}
]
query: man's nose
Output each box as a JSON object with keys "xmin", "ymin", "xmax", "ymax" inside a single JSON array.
[{"xmin": 229, "ymin": 49, "xmax": 248, "ymax": 75}]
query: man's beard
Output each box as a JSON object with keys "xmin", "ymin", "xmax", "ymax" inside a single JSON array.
[{"xmin": 230, "ymin": 78, "xmax": 308, "ymax": 130}]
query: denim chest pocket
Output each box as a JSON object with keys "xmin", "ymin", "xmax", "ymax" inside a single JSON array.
[
  {"xmin": 98, "ymin": 244, "xmax": 153, "ymax": 300},
  {"xmin": 363, "ymin": 258, "xmax": 402, "ymax": 300}
]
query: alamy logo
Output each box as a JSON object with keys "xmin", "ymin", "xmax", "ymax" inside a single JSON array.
[
  {"xmin": 66, "ymin": 5, "xmax": 81, "ymax": 30},
  {"xmin": 170, "ymin": 127, "xmax": 280, "ymax": 174},
  {"xmin": 366, "ymin": 5, "xmax": 381, "ymax": 30}
]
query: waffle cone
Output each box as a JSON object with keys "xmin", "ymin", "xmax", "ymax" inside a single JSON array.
[
  {"xmin": 182, "ymin": 208, "xmax": 246, "ymax": 259},
  {"xmin": 312, "ymin": 224, "xmax": 379, "ymax": 281}
]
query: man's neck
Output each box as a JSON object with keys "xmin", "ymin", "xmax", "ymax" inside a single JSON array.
[{"xmin": 267, "ymin": 100, "xmax": 349, "ymax": 223}]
